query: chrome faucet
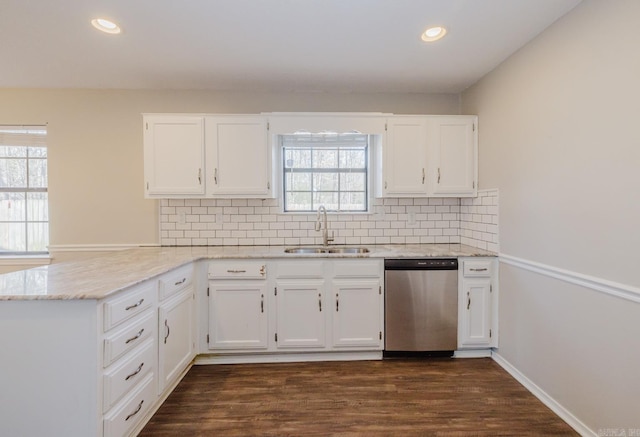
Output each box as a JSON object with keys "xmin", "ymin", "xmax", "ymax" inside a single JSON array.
[{"xmin": 315, "ymin": 205, "xmax": 334, "ymax": 247}]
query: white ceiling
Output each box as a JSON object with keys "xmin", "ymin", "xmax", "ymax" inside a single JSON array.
[{"xmin": 1, "ymin": 0, "xmax": 581, "ymax": 93}]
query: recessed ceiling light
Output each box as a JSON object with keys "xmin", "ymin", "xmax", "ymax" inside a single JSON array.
[
  {"xmin": 421, "ymin": 26, "xmax": 447, "ymax": 42},
  {"xmin": 91, "ymin": 18, "xmax": 121, "ymax": 34}
]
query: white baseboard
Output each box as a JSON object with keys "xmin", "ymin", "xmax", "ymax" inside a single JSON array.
[
  {"xmin": 454, "ymin": 349, "xmax": 492, "ymax": 358},
  {"xmin": 195, "ymin": 351, "xmax": 382, "ymax": 365},
  {"xmin": 491, "ymin": 352, "xmax": 596, "ymax": 437}
]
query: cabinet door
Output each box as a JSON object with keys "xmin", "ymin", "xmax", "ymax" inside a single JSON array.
[
  {"xmin": 332, "ymin": 280, "xmax": 382, "ymax": 348},
  {"xmin": 205, "ymin": 116, "xmax": 272, "ymax": 197},
  {"xmin": 383, "ymin": 117, "xmax": 429, "ymax": 196},
  {"xmin": 430, "ymin": 116, "xmax": 477, "ymax": 197},
  {"xmin": 143, "ymin": 115, "xmax": 205, "ymax": 197},
  {"xmin": 275, "ymin": 281, "xmax": 326, "ymax": 349},
  {"xmin": 458, "ymin": 279, "xmax": 492, "ymax": 348},
  {"xmin": 158, "ymin": 288, "xmax": 194, "ymax": 392},
  {"xmin": 208, "ymin": 283, "xmax": 268, "ymax": 350}
]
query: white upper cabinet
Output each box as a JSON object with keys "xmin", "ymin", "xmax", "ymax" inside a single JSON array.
[
  {"xmin": 430, "ymin": 116, "xmax": 477, "ymax": 197},
  {"xmin": 205, "ymin": 115, "xmax": 273, "ymax": 198},
  {"xmin": 378, "ymin": 115, "xmax": 477, "ymax": 198},
  {"xmin": 143, "ymin": 112, "xmax": 477, "ymax": 199},
  {"xmin": 382, "ymin": 116, "xmax": 429, "ymax": 196},
  {"xmin": 143, "ymin": 115, "xmax": 205, "ymax": 197}
]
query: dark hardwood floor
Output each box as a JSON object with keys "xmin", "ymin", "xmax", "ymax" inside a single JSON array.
[{"xmin": 140, "ymin": 358, "xmax": 578, "ymax": 436}]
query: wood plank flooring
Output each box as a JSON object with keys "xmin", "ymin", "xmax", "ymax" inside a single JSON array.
[{"xmin": 140, "ymin": 358, "xmax": 578, "ymax": 436}]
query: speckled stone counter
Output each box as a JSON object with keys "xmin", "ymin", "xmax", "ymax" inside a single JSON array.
[{"xmin": 0, "ymin": 244, "xmax": 495, "ymax": 301}]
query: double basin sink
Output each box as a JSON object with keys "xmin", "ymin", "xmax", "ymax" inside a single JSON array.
[{"xmin": 284, "ymin": 246, "xmax": 370, "ymax": 254}]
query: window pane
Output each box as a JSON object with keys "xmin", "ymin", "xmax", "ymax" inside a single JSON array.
[
  {"xmin": 284, "ymin": 148, "xmax": 311, "ymax": 169},
  {"xmin": 0, "ymin": 146, "xmax": 27, "ymax": 158},
  {"xmin": 27, "ymin": 192, "xmax": 49, "ymax": 221},
  {"xmin": 28, "ymin": 147, "xmax": 47, "ymax": 158},
  {"xmin": 27, "ymin": 222, "xmax": 49, "ymax": 252},
  {"xmin": 339, "ymin": 149, "xmax": 366, "ymax": 169},
  {"xmin": 340, "ymin": 173, "xmax": 365, "ymax": 191},
  {"xmin": 313, "ymin": 173, "xmax": 338, "ymax": 191},
  {"xmin": 0, "ymin": 192, "xmax": 26, "ymax": 221},
  {"xmin": 313, "ymin": 192, "xmax": 339, "ymax": 210},
  {"xmin": 286, "ymin": 191, "xmax": 311, "ymax": 211},
  {"xmin": 286, "ymin": 172, "xmax": 311, "ymax": 191},
  {"xmin": 28, "ymin": 159, "xmax": 48, "ymax": 188},
  {"xmin": 0, "ymin": 158, "xmax": 27, "ymax": 188},
  {"xmin": 313, "ymin": 148, "xmax": 338, "ymax": 168},
  {"xmin": 0, "ymin": 222, "xmax": 26, "ymax": 252},
  {"xmin": 340, "ymin": 192, "xmax": 366, "ymax": 211},
  {"xmin": 282, "ymin": 136, "xmax": 368, "ymax": 213}
]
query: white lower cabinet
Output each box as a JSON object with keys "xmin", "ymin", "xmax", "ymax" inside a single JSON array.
[
  {"xmin": 206, "ymin": 258, "xmax": 384, "ymax": 356},
  {"xmin": 103, "ymin": 373, "xmax": 156, "ymax": 437},
  {"xmin": 457, "ymin": 257, "xmax": 498, "ymax": 350},
  {"xmin": 275, "ymin": 280, "xmax": 326, "ymax": 349},
  {"xmin": 158, "ymin": 287, "xmax": 195, "ymax": 392},
  {"xmin": 208, "ymin": 283, "xmax": 269, "ymax": 350},
  {"xmin": 332, "ymin": 280, "xmax": 382, "ymax": 348}
]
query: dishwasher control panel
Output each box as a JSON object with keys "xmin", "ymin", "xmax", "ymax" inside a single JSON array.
[{"xmin": 384, "ymin": 258, "xmax": 458, "ymax": 270}]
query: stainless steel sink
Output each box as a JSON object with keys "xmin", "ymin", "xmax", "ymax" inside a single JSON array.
[
  {"xmin": 283, "ymin": 247, "xmax": 328, "ymax": 254},
  {"xmin": 283, "ymin": 246, "xmax": 369, "ymax": 254},
  {"xmin": 327, "ymin": 247, "xmax": 370, "ymax": 254}
]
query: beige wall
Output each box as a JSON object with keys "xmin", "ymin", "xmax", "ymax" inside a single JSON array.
[
  {"xmin": 462, "ymin": 0, "xmax": 640, "ymax": 432},
  {"xmin": 0, "ymin": 88, "xmax": 459, "ymax": 256}
]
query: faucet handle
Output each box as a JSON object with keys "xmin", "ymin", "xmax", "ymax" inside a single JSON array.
[{"xmin": 328, "ymin": 231, "xmax": 335, "ymax": 243}]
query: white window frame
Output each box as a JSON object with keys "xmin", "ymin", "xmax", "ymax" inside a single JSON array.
[
  {"xmin": 0, "ymin": 125, "xmax": 50, "ymax": 260},
  {"xmin": 280, "ymin": 134, "xmax": 371, "ymax": 213}
]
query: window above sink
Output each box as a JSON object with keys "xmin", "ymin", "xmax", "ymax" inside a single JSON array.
[{"xmin": 281, "ymin": 133, "xmax": 370, "ymax": 213}]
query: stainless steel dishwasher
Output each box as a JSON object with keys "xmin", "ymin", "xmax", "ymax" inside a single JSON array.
[{"xmin": 384, "ymin": 258, "xmax": 458, "ymax": 356}]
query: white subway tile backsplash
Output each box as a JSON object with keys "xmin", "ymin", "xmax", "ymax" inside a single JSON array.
[
  {"xmin": 459, "ymin": 189, "xmax": 499, "ymax": 252},
  {"xmin": 158, "ymin": 193, "xmax": 499, "ymax": 250}
]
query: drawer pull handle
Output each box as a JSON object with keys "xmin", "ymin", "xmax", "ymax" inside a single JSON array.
[
  {"xmin": 260, "ymin": 265, "xmax": 266, "ymax": 276},
  {"xmin": 336, "ymin": 293, "xmax": 339, "ymax": 312},
  {"xmin": 125, "ymin": 329, "xmax": 144, "ymax": 344},
  {"xmin": 125, "ymin": 362, "xmax": 144, "ymax": 381},
  {"xmin": 470, "ymin": 268, "xmax": 488, "ymax": 272},
  {"xmin": 174, "ymin": 278, "xmax": 187, "ymax": 286},
  {"xmin": 164, "ymin": 320, "xmax": 170, "ymax": 344},
  {"xmin": 260, "ymin": 294, "xmax": 264, "ymax": 313},
  {"xmin": 467, "ymin": 292, "xmax": 471, "ymax": 310},
  {"xmin": 227, "ymin": 269, "xmax": 246, "ymax": 273},
  {"xmin": 125, "ymin": 400, "xmax": 144, "ymax": 421},
  {"xmin": 318, "ymin": 293, "xmax": 322, "ymax": 312},
  {"xmin": 125, "ymin": 299, "xmax": 144, "ymax": 311}
]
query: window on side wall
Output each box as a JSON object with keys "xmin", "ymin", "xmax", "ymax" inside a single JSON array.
[
  {"xmin": 0, "ymin": 126, "xmax": 49, "ymax": 255},
  {"xmin": 282, "ymin": 133, "xmax": 369, "ymax": 213}
]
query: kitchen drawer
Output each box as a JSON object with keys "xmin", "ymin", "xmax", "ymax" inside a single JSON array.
[
  {"xmin": 103, "ymin": 373, "xmax": 155, "ymax": 437},
  {"xmin": 104, "ymin": 310, "xmax": 155, "ymax": 367},
  {"xmin": 103, "ymin": 282, "xmax": 156, "ymax": 331},
  {"xmin": 159, "ymin": 264, "xmax": 193, "ymax": 301},
  {"xmin": 103, "ymin": 338, "xmax": 155, "ymax": 413},
  {"xmin": 276, "ymin": 261, "xmax": 324, "ymax": 279},
  {"xmin": 333, "ymin": 260, "xmax": 381, "ymax": 278},
  {"xmin": 462, "ymin": 259, "xmax": 493, "ymax": 277},
  {"xmin": 209, "ymin": 260, "xmax": 267, "ymax": 280}
]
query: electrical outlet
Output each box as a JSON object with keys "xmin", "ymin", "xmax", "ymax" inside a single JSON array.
[{"xmin": 407, "ymin": 211, "xmax": 416, "ymax": 225}]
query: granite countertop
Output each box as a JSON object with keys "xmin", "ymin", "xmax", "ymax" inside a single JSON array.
[{"xmin": 0, "ymin": 244, "xmax": 495, "ymax": 301}]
